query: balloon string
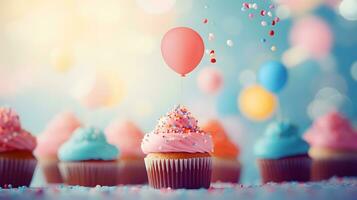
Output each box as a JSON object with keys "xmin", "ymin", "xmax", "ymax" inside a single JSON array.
[{"xmin": 180, "ymin": 76, "xmax": 183, "ymax": 105}]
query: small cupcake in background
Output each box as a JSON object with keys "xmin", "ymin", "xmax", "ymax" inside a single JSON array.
[
  {"xmin": 254, "ymin": 120, "xmax": 311, "ymax": 183},
  {"xmin": 141, "ymin": 105, "xmax": 213, "ymax": 189},
  {"xmin": 58, "ymin": 127, "xmax": 119, "ymax": 187},
  {"xmin": 35, "ymin": 111, "xmax": 81, "ymax": 184},
  {"xmin": 202, "ymin": 119, "xmax": 241, "ymax": 183},
  {"xmin": 105, "ymin": 120, "xmax": 147, "ymax": 185},
  {"xmin": 304, "ymin": 111, "xmax": 357, "ymax": 181},
  {"xmin": 0, "ymin": 107, "xmax": 37, "ymax": 188}
]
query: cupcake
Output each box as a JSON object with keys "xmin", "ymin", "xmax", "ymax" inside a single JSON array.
[
  {"xmin": 34, "ymin": 111, "xmax": 81, "ymax": 184},
  {"xmin": 105, "ymin": 120, "xmax": 147, "ymax": 184},
  {"xmin": 58, "ymin": 127, "xmax": 119, "ymax": 187},
  {"xmin": 0, "ymin": 107, "xmax": 37, "ymax": 188},
  {"xmin": 202, "ymin": 120, "xmax": 241, "ymax": 183},
  {"xmin": 304, "ymin": 112, "xmax": 357, "ymax": 181},
  {"xmin": 254, "ymin": 121, "xmax": 311, "ymax": 183},
  {"xmin": 141, "ymin": 105, "xmax": 213, "ymax": 189}
]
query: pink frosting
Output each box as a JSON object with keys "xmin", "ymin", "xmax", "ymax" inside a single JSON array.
[
  {"xmin": 141, "ymin": 105, "xmax": 213, "ymax": 154},
  {"xmin": 304, "ymin": 111, "xmax": 357, "ymax": 151},
  {"xmin": 0, "ymin": 108, "xmax": 36, "ymax": 152},
  {"xmin": 105, "ymin": 120, "xmax": 144, "ymax": 158},
  {"xmin": 34, "ymin": 111, "xmax": 81, "ymax": 158}
]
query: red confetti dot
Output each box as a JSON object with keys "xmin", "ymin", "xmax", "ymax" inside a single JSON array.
[
  {"xmin": 269, "ymin": 30, "xmax": 275, "ymax": 36},
  {"xmin": 243, "ymin": 2, "xmax": 249, "ymax": 9},
  {"xmin": 209, "ymin": 50, "xmax": 215, "ymax": 54},
  {"xmin": 272, "ymin": 20, "xmax": 276, "ymax": 26},
  {"xmin": 260, "ymin": 10, "xmax": 266, "ymax": 16},
  {"xmin": 210, "ymin": 58, "xmax": 216, "ymax": 63},
  {"xmin": 203, "ymin": 18, "xmax": 208, "ymax": 24}
]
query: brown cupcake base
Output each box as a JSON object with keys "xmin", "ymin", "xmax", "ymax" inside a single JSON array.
[
  {"xmin": 211, "ymin": 157, "xmax": 241, "ymax": 183},
  {"xmin": 311, "ymin": 159, "xmax": 357, "ymax": 181},
  {"xmin": 39, "ymin": 159, "xmax": 63, "ymax": 184},
  {"xmin": 59, "ymin": 161, "xmax": 118, "ymax": 187},
  {"xmin": 117, "ymin": 159, "xmax": 147, "ymax": 185},
  {"xmin": 0, "ymin": 151, "xmax": 37, "ymax": 188},
  {"xmin": 145, "ymin": 156, "xmax": 212, "ymax": 189},
  {"xmin": 257, "ymin": 155, "xmax": 311, "ymax": 184}
]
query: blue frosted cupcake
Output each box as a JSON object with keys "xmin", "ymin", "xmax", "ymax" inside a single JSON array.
[
  {"xmin": 58, "ymin": 127, "xmax": 119, "ymax": 187},
  {"xmin": 254, "ymin": 121, "xmax": 311, "ymax": 183}
]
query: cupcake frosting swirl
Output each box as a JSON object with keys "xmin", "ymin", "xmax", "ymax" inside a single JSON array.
[
  {"xmin": 0, "ymin": 107, "xmax": 36, "ymax": 152},
  {"xmin": 58, "ymin": 127, "xmax": 119, "ymax": 161},
  {"xmin": 105, "ymin": 120, "xmax": 144, "ymax": 158},
  {"xmin": 304, "ymin": 112, "xmax": 357, "ymax": 151},
  {"xmin": 202, "ymin": 119, "xmax": 239, "ymax": 158},
  {"xmin": 254, "ymin": 121, "xmax": 309, "ymax": 159},
  {"xmin": 141, "ymin": 105, "xmax": 213, "ymax": 154}
]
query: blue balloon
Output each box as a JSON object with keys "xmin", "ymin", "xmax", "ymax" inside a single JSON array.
[{"xmin": 258, "ymin": 61, "xmax": 288, "ymax": 93}]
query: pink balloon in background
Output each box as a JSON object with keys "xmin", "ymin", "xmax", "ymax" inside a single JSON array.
[
  {"xmin": 161, "ymin": 27, "xmax": 205, "ymax": 76},
  {"xmin": 290, "ymin": 16, "xmax": 333, "ymax": 59},
  {"xmin": 197, "ymin": 67, "xmax": 223, "ymax": 94}
]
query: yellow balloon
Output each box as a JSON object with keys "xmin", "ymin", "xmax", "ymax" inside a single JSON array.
[
  {"xmin": 104, "ymin": 72, "xmax": 125, "ymax": 107},
  {"xmin": 238, "ymin": 85, "xmax": 277, "ymax": 121},
  {"xmin": 50, "ymin": 48, "xmax": 74, "ymax": 73}
]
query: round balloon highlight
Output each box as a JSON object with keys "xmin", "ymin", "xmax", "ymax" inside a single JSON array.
[
  {"xmin": 161, "ymin": 27, "xmax": 204, "ymax": 76},
  {"xmin": 197, "ymin": 67, "xmax": 223, "ymax": 94},
  {"xmin": 238, "ymin": 85, "xmax": 277, "ymax": 121},
  {"xmin": 258, "ymin": 61, "xmax": 288, "ymax": 93}
]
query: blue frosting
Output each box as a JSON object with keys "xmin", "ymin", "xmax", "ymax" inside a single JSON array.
[
  {"xmin": 254, "ymin": 121, "xmax": 309, "ymax": 159},
  {"xmin": 58, "ymin": 127, "xmax": 119, "ymax": 161}
]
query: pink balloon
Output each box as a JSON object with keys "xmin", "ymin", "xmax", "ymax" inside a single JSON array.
[
  {"xmin": 290, "ymin": 16, "xmax": 333, "ymax": 59},
  {"xmin": 161, "ymin": 27, "xmax": 205, "ymax": 76},
  {"xmin": 197, "ymin": 67, "xmax": 223, "ymax": 94}
]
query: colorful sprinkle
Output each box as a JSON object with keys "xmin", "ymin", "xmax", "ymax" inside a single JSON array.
[{"xmin": 269, "ymin": 30, "xmax": 275, "ymax": 37}]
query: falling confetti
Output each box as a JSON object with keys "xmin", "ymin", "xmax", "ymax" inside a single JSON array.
[
  {"xmin": 208, "ymin": 33, "xmax": 215, "ymax": 41},
  {"xmin": 226, "ymin": 40, "xmax": 234, "ymax": 47},
  {"xmin": 209, "ymin": 50, "xmax": 216, "ymax": 63},
  {"xmin": 271, "ymin": 45, "xmax": 277, "ymax": 51},
  {"xmin": 269, "ymin": 30, "xmax": 275, "ymax": 37},
  {"xmin": 240, "ymin": 1, "xmax": 280, "ymax": 52},
  {"xmin": 203, "ymin": 18, "xmax": 208, "ymax": 24},
  {"xmin": 260, "ymin": 10, "xmax": 266, "ymax": 16}
]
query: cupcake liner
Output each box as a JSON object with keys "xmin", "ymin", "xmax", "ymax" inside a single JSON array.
[
  {"xmin": 311, "ymin": 158, "xmax": 357, "ymax": 181},
  {"xmin": 211, "ymin": 158, "xmax": 241, "ymax": 183},
  {"xmin": 257, "ymin": 156, "xmax": 311, "ymax": 183},
  {"xmin": 117, "ymin": 159, "xmax": 147, "ymax": 185},
  {"xmin": 144, "ymin": 157, "xmax": 212, "ymax": 189},
  {"xmin": 39, "ymin": 159, "xmax": 63, "ymax": 184},
  {"xmin": 59, "ymin": 161, "xmax": 118, "ymax": 187},
  {"xmin": 0, "ymin": 157, "xmax": 37, "ymax": 188}
]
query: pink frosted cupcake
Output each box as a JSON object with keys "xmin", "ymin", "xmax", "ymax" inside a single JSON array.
[
  {"xmin": 0, "ymin": 107, "xmax": 37, "ymax": 188},
  {"xmin": 34, "ymin": 111, "xmax": 81, "ymax": 184},
  {"xmin": 141, "ymin": 105, "xmax": 213, "ymax": 189},
  {"xmin": 105, "ymin": 120, "xmax": 147, "ymax": 184},
  {"xmin": 304, "ymin": 111, "xmax": 357, "ymax": 181}
]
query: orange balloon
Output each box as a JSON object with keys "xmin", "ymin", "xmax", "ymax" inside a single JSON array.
[{"xmin": 238, "ymin": 85, "xmax": 277, "ymax": 121}]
